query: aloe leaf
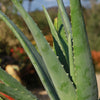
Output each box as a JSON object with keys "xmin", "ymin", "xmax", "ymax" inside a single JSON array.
[
  {"xmin": 57, "ymin": 9, "xmax": 67, "ymax": 40},
  {"xmin": 56, "ymin": 0, "xmax": 72, "ymax": 37},
  {"xmin": 57, "ymin": 8, "xmax": 75, "ymax": 87},
  {"xmin": 27, "ymin": 41, "xmax": 60, "ymax": 100},
  {"xmin": 68, "ymin": 34, "xmax": 75, "ymax": 82},
  {"xmin": 53, "ymin": 32, "xmax": 69, "ymax": 73},
  {"xmin": 57, "ymin": 9, "xmax": 68, "ymax": 45},
  {"xmin": 70, "ymin": 0, "xmax": 98, "ymax": 100},
  {"xmin": 57, "ymin": 9, "xmax": 70, "ymax": 72},
  {"xmin": 43, "ymin": 7, "xmax": 69, "ymax": 72},
  {"xmin": 57, "ymin": 10, "xmax": 75, "ymax": 82},
  {"xmin": 0, "ymin": 68, "xmax": 37, "ymax": 100},
  {"xmin": 11, "ymin": 0, "xmax": 76, "ymax": 100},
  {"xmin": 56, "ymin": 0, "xmax": 76, "ymax": 81},
  {"xmin": 0, "ymin": 83, "xmax": 37, "ymax": 100},
  {"xmin": 43, "ymin": 5, "xmax": 75, "ymax": 87},
  {"xmin": 53, "ymin": 11, "xmax": 71, "ymax": 75},
  {"xmin": 0, "ymin": 11, "xmax": 59, "ymax": 100}
]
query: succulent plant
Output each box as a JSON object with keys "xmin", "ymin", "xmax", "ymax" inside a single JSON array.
[{"xmin": 0, "ymin": 0, "xmax": 98, "ymax": 100}]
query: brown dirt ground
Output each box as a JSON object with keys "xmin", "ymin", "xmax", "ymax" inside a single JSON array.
[{"xmin": 31, "ymin": 89, "xmax": 50, "ymax": 100}]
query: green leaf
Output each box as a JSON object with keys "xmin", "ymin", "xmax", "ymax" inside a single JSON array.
[
  {"xmin": 57, "ymin": 9, "xmax": 70, "ymax": 73},
  {"xmin": 56, "ymin": 0, "xmax": 75, "ymax": 81},
  {"xmin": 70, "ymin": 0, "xmax": 98, "ymax": 100},
  {"xmin": 43, "ymin": 7, "xmax": 69, "ymax": 73},
  {"xmin": 11, "ymin": 0, "xmax": 76, "ymax": 100},
  {"xmin": 56, "ymin": 0, "xmax": 72, "ymax": 37},
  {"xmin": 0, "ymin": 83, "xmax": 37, "ymax": 100},
  {"xmin": 0, "ymin": 11, "xmax": 59, "ymax": 100},
  {"xmin": 68, "ymin": 33, "xmax": 75, "ymax": 82},
  {"xmin": 0, "ymin": 68, "xmax": 37, "ymax": 100}
]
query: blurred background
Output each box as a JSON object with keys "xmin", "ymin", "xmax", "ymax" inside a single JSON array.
[{"xmin": 0, "ymin": 0, "xmax": 100, "ymax": 99}]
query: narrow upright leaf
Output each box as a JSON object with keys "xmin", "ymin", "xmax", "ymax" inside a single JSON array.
[
  {"xmin": 11, "ymin": 0, "xmax": 76, "ymax": 99},
  {"xmin": 56, "ymin": 0, "xmax": 72, "ymax": 37},
  {"xmin": 43, "ymin": 7, "xmax": 69, "ymax": 73},
  {"xmin": 70, "ymin": 0, "xmax": 98, "ymax": 100},
  {"xmin": 0, "ymin": 11, "xmax": 59, "ymax": 100},
  {"xmin": 56, "ymin": 0, "xmax": 75, "ymax": 80}
]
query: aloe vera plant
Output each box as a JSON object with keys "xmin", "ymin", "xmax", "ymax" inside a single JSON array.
[{"xmin": 0, "ymin": 0, "xmax": 98, "ymax": 100}]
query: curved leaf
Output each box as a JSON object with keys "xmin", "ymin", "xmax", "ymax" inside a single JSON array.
[
  {"xmin": 0, "ymin": 68, "xmax": 37, "ymax": 100},
  {"xmin": 0, "ymin": 11, "xmax": 59, "ymax": 100},
  {"xmin": 11, "ymin": 0, "xmax": 76, "ymax": 100}
]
